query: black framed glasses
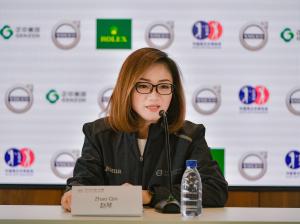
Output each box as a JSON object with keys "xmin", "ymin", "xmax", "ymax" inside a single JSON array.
[{"xmin": 135, "ymin": 82, "xmax": 174, "ymax": 95}]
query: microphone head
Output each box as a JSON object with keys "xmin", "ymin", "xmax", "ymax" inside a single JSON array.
[{"xmin": 159, "ymin": 110, "xmax": 166, "ymax": 117}]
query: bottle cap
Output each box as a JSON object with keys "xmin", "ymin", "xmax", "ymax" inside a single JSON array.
[{"xmin": 186, "ymin": 160, "xmax": 197, "ymax": 168}]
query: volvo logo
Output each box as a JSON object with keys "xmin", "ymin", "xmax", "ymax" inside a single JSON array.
[
  {"xmin": 52, "ymin": 21, "xmax": 80, "ymax": 49},
  {"xmin": 145, "ymin": 21, "xmax": 174, "ymax": 49},
  {"xmin": 239, "ymin": 152, "xmax": 267, "ymax": 181},
  {"xmin": 98, "ymin": 87, "xmax": 113, "ymax": 118},
  {"xmin": 5, "ymin": 85, "xmax": 33, "ymax": 113},
  {"xmin": 286, "ymin": 87, "xmax": 300, "ymax": 115},
  {"xmin": 51, "ymin": 150, "xmax": 79, "ymax": 179},
  {"xmin": 239, "ymin": 22, "xmax": 268, "ymax": 51},
  {"xmin": 192, "ymin": 86, "xmax": 221, "ymax": 115}
]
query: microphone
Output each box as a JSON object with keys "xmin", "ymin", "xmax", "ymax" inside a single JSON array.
[{"xmin": 155, "ymin": 110, "xmax": 180, "ymax": 213}]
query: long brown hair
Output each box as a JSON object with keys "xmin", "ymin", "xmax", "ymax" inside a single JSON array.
[{"xmin": 107, "ymin": 47, "xmax": 185, "ymax": 133}]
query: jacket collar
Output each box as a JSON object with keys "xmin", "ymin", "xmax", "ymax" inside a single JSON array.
[
  {"xmin": 147, "ymin": 119, "xmax": 164, "ymax": 140},
  {"xmin": 129, "ymin": 118, "xmax": 164, "ymax": 141}
]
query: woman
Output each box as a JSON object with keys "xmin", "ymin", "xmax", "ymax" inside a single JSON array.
[{"xmin": 61, "ymin": 47, "xmax": 228, "ymax": 211}]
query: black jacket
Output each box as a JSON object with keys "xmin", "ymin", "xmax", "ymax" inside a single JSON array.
[{"xmin": 66, "ymin": 118, "xmax": 228, "ymax": 207}]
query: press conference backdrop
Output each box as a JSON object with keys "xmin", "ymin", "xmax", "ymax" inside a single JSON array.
[{"xmin": 0, "ymin": 0, "xmax": 299, "ymax": 187}]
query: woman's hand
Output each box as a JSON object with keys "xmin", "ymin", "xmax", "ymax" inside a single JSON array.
[
  {"xmin": 122, "ymin": 183, "xmax": 152, "ymax": 205},
  {"xmin": 142, "ymin": 190, "xmax": 152, "ymax": 205},
  {"xmin": 61, "ymin": 191, "xmax": 72, "ymax": 212}
]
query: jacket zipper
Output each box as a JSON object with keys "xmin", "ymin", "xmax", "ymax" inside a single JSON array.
[
  {"xmin": 135, "ymin": 138, "xmax": 144, "ymax": 185},
  {"xmin": 136, "ymin": 137, "xmax": 150, "ymax": 186}
]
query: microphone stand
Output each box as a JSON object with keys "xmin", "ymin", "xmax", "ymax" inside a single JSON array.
[{"xmin": 155, "ymin": 110, "xmax": 180, "ymax": 213}]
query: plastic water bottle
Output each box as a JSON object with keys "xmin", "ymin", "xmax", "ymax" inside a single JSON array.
[{"xmin": 181, "ymin": 160, "xmax": 202, "ymax": 217}]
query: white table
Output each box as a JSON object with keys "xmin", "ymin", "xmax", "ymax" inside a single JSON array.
[{"xmin": 0, "ymin": 205, "xmax": 299, "ymax": 224}]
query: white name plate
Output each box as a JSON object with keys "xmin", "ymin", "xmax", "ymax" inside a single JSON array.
[{"xmin": 71, "ymin": 186, "xmax": 143, "ymax": 216}]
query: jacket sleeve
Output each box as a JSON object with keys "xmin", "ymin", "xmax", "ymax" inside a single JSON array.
[
  {"xmin": 149, "ymin": 124, "xmax": 228, "ymax": 207},
  {"xmin": 66, "ymin": 123, "xmax": 106, "ymax": 191},
  {"xmin": 189, "ymin": 124, "xmax": 228, "ymax": 207}
]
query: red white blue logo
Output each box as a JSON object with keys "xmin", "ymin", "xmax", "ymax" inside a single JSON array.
[
  {"xmin": 239, "ymin": 85, "xmax": 269, "ymax": 105},
  {"xmin": 285, "ymin": 150, "xmax": 300, "ymax": 178},
  {"xmin": 192, "ymin": 20, "xmax": 222, "ymax": 49},
  {"xmin": 4, "ymin": 147, "xmax": 35, "ymax": 167},
  {"xmin": 285, "ymin": 150, "xmax": 300, "ymax": 170},
  {"xmin": 239, "ymin": 85, "xmax": 269, "ymax": 113},
  {"xmin": 192, "ymin": 21, "xmax": 222, "ymax": 40}
]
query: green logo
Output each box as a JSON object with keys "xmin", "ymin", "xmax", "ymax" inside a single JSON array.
[
  {"xmin": 46, "ymin": 89, "xmax": 60, "ymax": 104},
  {"xmin": 280, "ymin": 28, "xmax": 294, "ymax": 42},
  {"xmin": 96, "ymin": 19, "xmax": 131, "ymax": 49},
  {"xmin": 210, "ymin": 148, "xmax": 225, "ymax": 175},
  {"xmin": 0, "ymin": 25, "xmax": 14, "ymax": 39}
]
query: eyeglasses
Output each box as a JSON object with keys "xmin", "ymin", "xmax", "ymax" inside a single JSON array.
[{"xmin": 135, "ymin": 82, "xmax": 174, "ymax": 95}]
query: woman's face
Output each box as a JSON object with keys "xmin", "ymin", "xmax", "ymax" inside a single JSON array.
[{"xmin": 132, "ymin": 63, "xmax": 173, "ymax": 126}]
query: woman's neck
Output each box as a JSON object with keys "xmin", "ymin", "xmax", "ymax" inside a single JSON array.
[{"xmin": 138, "ymin": 124, "xmax": 149, "ymax": 139}]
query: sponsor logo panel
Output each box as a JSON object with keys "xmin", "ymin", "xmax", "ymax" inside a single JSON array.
[
  {"xmin": 210, "ymin": 148, "xmax": 225, "ymax": 175},
  {"xmin": 96, "ymin": 19, "xmax": 131, "ymax": 49}
]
